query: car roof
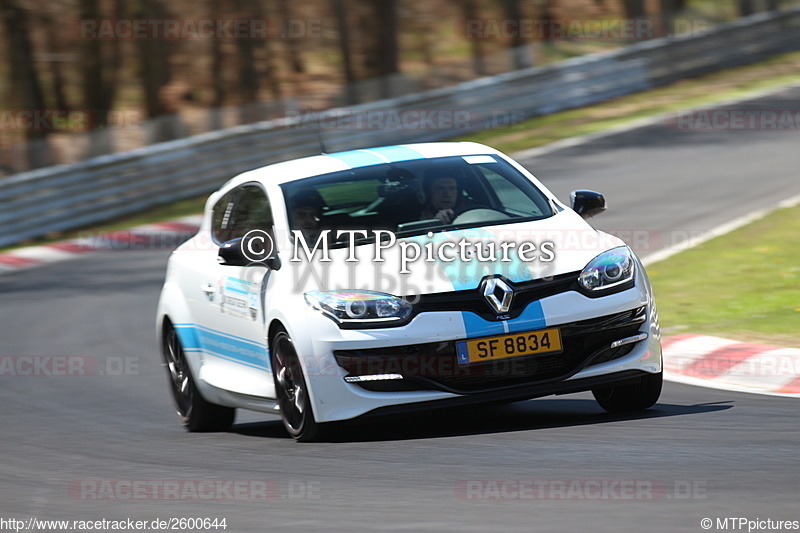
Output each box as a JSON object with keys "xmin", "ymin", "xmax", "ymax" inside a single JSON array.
[{"xmin": 224, "ymin": 142, "xmax": 504, "ymax": 188}]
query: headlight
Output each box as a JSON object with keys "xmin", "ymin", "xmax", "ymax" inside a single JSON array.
[
  {"xmin": 304, "ymin": 290, "xmax": 412, "ymax": 326},
  {"xmin": 578, "ymin": 246, "xmax": 635, "ymax": 292}
]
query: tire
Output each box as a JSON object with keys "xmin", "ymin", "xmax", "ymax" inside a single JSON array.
[
  {"xmin": 271, "ymin": 328, "xmax": 327, "ymax": 442},
  {"xmin": 162, "ymin": 324, "xmax": 235, "ymax": 432},
  {"xmin": 592, "ymin": 371, "xmax": 663, "ymax": 413}
]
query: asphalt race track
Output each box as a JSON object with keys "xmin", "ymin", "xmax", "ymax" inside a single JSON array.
[{"xmin": 2, "ymin": 88, "xmax": 799, "ymax": 532}]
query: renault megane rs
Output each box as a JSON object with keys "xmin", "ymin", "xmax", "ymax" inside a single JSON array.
[{"xmin": 156, "ymin": 142, "xmax": 662, "ymax": 441}]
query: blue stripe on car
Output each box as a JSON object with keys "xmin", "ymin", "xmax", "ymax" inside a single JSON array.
[
  {"xmin": 326, "ymin": 150, "xmax": 385, "ymax": 168},
  {"xmin": 173, "ymin": 323, "xmax": 270, "ymax": 371},
  {"xmin": 459, "ymin": 300, "xmax": 546, "ymax": 341},
  {"xmin": 506, "ymin": 300, "xmax": 547, "ymax": 332},
  {"xmin": 366, "ymin": 145, "xmax": 424, "ymax": 163},
  {"xmin": 461, "ymin": 311, "xmax": 506, "ymax": 339},
  {"xmin": 174, "ymin": 323, "xmax": 202, "ymax": 352},
  {"xmin": 326, "ymin": 145, "xmax": 425, "ymax": 168}
]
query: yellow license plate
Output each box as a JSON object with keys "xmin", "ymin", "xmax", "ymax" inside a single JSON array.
[{"xmin": 456, "ymin": 328, "xmax": 562, "ymax": 365}]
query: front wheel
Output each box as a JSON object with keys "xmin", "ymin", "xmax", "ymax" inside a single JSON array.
[
  {"xmin": 271, "ymin": 328, "xmax": 327, "ymax": 442},
  {"xmin": 162, "ymin": 324, "xmax": 235, "ymax": 432},
  {"xmin": 592, "ymin": 371, "xmax": 663, "ymax": 413}
]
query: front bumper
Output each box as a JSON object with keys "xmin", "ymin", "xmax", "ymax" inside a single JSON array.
[
  {"xmin": 334, "ymin": 306, "xmax": 647, "ymax": 394},
  {"xmin": 287, "ymin": 264, "xmax": 661, "ymax": 423}
]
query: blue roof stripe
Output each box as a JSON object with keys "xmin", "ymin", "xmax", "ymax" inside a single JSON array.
[
  {"xmin": 367, "ymin": 145, "xmax": 424, "ymax": 163},
  {"xmin": 326, "ymin": 150, "xmax": 385, "ymax": 168},
  {"xmin": 326, "ymin": 145, "xmax": 426, "ymax": 169}
]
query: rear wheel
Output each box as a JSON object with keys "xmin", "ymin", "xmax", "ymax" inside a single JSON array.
[
  {"xmin": 162, "ymin": 324, "xmax": 235, "ymax": 432},
  {"xmin": 271, "ymin": 328, "xmax": 326, "ymax": 442},
  {"xmin": 592, "ymin": 371, "xmax": 663, "ymax": 413}
]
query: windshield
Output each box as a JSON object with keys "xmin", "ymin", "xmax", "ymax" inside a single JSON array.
[{"xmin": 281, "ymin": 155, "xmax": 554, "ymax": 246}]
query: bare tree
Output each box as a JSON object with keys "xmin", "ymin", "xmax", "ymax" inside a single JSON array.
[
  {"xmin": 39, "ymin": 13, "xmax": 70, "ymax": 112},
  {"xmin": 0, "ymin": 0, "xmax": 50, "ymax": 168},
  {"xmin": 79, "ymin": 0, "xmax": 124, "ymax": 155},
  {"xmin": 358, "ymin": 0, "xmax": 400, "ymax": 99},
  {"xmin": 622, "ymin": 0, "xmax": 647, "ymax": 19},
  {"xmin": 277, "ymin": 0, "xmax": 306, "ymax": 74},
  {"xmin": 331, "ymin": 0, "xmax": 359, "ymax": 104},
  {"xmin": 658, "ymin": 0, "xmax": 677, "ymax": 36},
  {"xmin": 233, "ymin": 0, "xmax": 261, "ymax": 122},
  {"xmin": 737, "ymin": 0, "xmax": 755, "ymax": 17},
  {"xmin": 460, "ymin": 0, "xmax": 486, "ymax": 76},
  {"xmin": 621, "ymin": 0, "xmax": 651, "ymax": 40},
  {"xmin": 503, "ymin": 0, "xmax": 531, "ymax": 69},
  {"xmin": 210, "ymin": 0, "xmax": 227, "ymax": 112},
  {"xmin": 536, "ymin": 0, "xmax": 557, "ymax": 46},
  {"xmin": 133, "ymin": 0, "xmax": 179, "ymax": 142}
]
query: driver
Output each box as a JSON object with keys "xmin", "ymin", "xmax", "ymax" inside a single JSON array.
[{"xmin": 420, "ymin": 176, "xmax": 460, "ymax": 224}]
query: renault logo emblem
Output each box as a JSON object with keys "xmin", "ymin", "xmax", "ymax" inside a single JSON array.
[{"xmin": 482, "ymin": 277, "xmax": 513, "ymax": 314}]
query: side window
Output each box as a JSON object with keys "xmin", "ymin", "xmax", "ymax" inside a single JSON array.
[
  {"xmin": 211, "ymin": 185, "xmax": 273, "ymax": 244},
  {"xmin": 478, "ymin": 166, "xmax": 545, "ymax": 216},
  {"xmin": 212, "ymin": 190, "xmax": 237, "ymax": 243}
]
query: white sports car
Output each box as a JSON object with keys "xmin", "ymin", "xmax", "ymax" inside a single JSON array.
[{"xmin": 156, "ymin": 142, "xmax": 662, "ymax": 441}]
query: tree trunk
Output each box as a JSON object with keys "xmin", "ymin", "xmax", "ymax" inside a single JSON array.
[
  {"xmin": 107, "ymin": 0, "xmax": 124, "ymax": 118},
  {"xmin": 659, "ymin": 0, "xmax": 676, "ymax": 36},
  {"xmin": 737, "ymin": 0, "xmax": 755, "ymax": 17},
  {"xmin": 133, "ymin": 0, "xmax": 177, "ymax": 142},
  {"xmin": 277, "ymin": 0, "xmax": 306, "ymax": 74},
  {"xmin": 503, "ymin": 0, "xmax": 531, "ymax": 69},
  {"xmin": 259, "ymin": 0, "xmax": 283, "ymax": 101},
  {"xmin": 622, "ymin": 0, "xmax": 647, "ymax": 19},
  {"xmin": 79, "ymin": 0, "xmax": 122, "ymax": 156},
  {"xmin": 210, "ymin": 0, "xmax": 226, "ymax": 129},
  {"xmin": 376, "ymin": 0, "xmax": 400, "ymax": 98},
  {"xmin": 622, "ymin": 0, "xmax": 649, "ymax": 40},
  {"xmin": 373, "ymin": 0, "xmax": 400, "ymax": 77},
  {"xmin": 461, "ymin": 0, "xmax": 486, "ymax": 76},
  {"xmin": 538, "ymin": 0, "xmax": 557, "ymax": 44},
  {"xmin": 331, "ymin": 0, "xmax": 359, "ymax": 104},
  {"xmin": 40, "ymin": 14, "xmax": 70, "ymax": 112},
  {"xmin": 359, "ymin": 0, "xmax": 399, "ymax": 99},
  {"xmin": 0, "ymin": 0, "xmax": 50, "ymax": 168}
]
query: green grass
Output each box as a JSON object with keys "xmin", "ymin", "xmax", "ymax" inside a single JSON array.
[
  {"xmin": 647, "ymin": 205, "xmax": 800, "ymax": 347},
  {"xmin": 457, "ymin": 50, "xmax": 800, "ymax": 154}
]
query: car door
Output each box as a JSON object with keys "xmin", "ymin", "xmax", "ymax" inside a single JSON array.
[{"xmin": 191, "ymin": 183, "xmax": 276, "ymax": 399}]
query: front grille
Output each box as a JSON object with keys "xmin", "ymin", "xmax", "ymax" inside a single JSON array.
[
  {"xmin": 335, "ymin": 306, "xmax": 647, "ymax": 394},
  {"xmin": 409, "ymin": 272, "xmax": 578, "ymax": 322}
]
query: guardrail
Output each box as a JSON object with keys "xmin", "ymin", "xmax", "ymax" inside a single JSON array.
[{"xmin": 2, "ymin": 9, "xmax": 799, "ymax": 248}]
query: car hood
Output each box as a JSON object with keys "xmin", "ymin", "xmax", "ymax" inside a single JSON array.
[{"xmin": 285, "ymin": 209, "xmax": 626, "ymax": 297}]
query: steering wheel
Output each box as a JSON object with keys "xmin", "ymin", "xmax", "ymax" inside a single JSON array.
[{"xmin": 451, "ymin": 205, "xmax": 511, "ymax": 225}]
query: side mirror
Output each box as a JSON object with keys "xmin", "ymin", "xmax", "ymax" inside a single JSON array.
[
  {"xmin": 570, "ymin": 190, "xmax": 607, "ymax": 219},
  {"xmin": 218, "ymin": 237, "xmax": 281, "ymax": 270}
]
